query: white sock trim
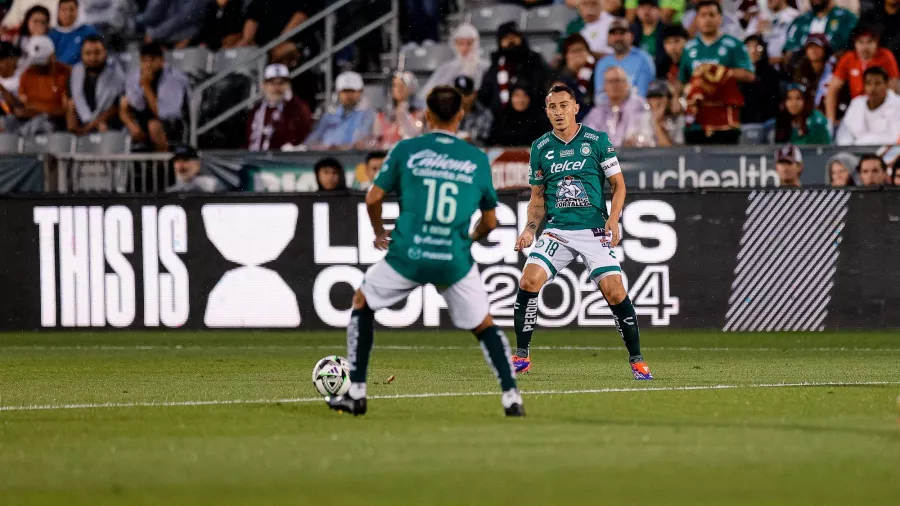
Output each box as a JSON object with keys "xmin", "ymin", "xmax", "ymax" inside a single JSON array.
[
  {"xmin": 501, "ymin": 388, "xmax": 522, "ymax": 409},
  {"xmin": 348, "ymin": 383, "xmax": 367, "ymax": 400}
]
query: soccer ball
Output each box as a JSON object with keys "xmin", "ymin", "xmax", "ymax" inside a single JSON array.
[{"xmin": 312, "ymin": 355, "xmax": 351, "ymax": 397}]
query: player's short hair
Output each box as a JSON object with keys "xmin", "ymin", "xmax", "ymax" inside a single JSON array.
[
  {"xmin": 695, "ymin": 0, "xmax": 722, "ymax": 15},
  {"xmin": 856, "ymin": 154, "xmax": 886, "ymax": 173},
  {"xmin": 426, "ymin": 85, "xmax": 463, "ymax": 123},
  {"xmin": 545, "ymin": 84, "xmax": 576, "ymax": 103},
  {"xmin": 863, "ymin": 66, "xmax": 889, "ymax": 82},
  {"xmin": 365, "ymin": 151, "xmax": 388, "ymax": 163}
]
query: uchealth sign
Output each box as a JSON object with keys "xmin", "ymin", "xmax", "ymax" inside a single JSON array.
[{"xmin": 0, "ymin": 191, "xmax": 896, "ymax": 330}]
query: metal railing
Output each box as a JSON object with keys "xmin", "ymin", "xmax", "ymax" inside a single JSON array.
[
  {"xmin": 45, "ymin": 153, "xmax": 174, "ymax": 193},
  {"xmin": 189, "ymin": 0, "xmax": 400, "ymax": 146}
]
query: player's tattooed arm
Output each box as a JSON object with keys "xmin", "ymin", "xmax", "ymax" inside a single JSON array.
[{"xmin": 515, "ymin": 185, "xmax": 545, "ymax": 251}]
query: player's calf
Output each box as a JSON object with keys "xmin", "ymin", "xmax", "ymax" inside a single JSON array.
[
  {"xmin": 599, "ymin": 275, "xmax": 652, "ymax": 379},
  {"xmin": 473, "ymin": 316, "xmax": 525, "ymax": 417}
]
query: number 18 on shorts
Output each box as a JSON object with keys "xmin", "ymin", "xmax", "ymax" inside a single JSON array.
[{"xmin": 525, "ymin": 228, "xmax": 622, "ymax": 283}]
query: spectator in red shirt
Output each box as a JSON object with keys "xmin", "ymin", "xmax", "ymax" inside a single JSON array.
[
  {"xmin": 246, "ymin": 64, "xmax": 312, "ymax": 151},
  {"xmin": 826, "ymin": 24, "xmax": 900, "ymax": 124}
]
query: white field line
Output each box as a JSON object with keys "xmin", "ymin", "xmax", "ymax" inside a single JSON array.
[
  {"xmin": 1, "ymin": 381, "xmax": 898, "ymax": 413},
  {"xmin": 3, "ymin": 345, "xmax": 900, "ymax": 352}
]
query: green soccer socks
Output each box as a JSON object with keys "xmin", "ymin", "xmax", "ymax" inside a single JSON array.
[
  {"xmin": 476, "ymin": 325, "xmax": 517, "ymax": 392},
  {"xmin": 609, "ymin": 296, "xmax": 643, "ymax": 363},
  {"xmin": 513, "ymin": 289, "xmax": 539, "ymax": 358}
]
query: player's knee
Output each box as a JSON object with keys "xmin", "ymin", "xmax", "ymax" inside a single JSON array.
[
  {"xmin": 471, "ymin": 314, "xmax": 494, "ymax": 336},
  {"xmin": 599, "ymin": 276, "xmax": 627, "ymax": 305},
  {"xmin": 519, "ymin": 270, "xmax": 546, "ymax": 292},
  {"xmin": 351, "ymin": 289, "xmax": 368, "ymax": 310}
]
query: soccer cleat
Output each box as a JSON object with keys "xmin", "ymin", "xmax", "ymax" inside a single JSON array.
[
  {"xmin": 505, "ymin": 403, "xmax": 526, "ymax": 417},
  {"xmin": 631, "ymin": 361, "xmax": 653, "ymax": 380},
  {"xmin": 512, "ymin": 355, "xmax": 532, "ymax": 373},
  {"xmin": 326, "ymin": 395, "xmax": 367, "ymax": 416}
]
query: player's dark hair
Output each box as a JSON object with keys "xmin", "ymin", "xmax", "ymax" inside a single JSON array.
[
  {"xmin": 365, "ymin": 151, "xmax": 388, "ymax": 163},
  {"xmin": 426, "ymin": 85, "xmax": 463, "ymax": 123},
  {"xmin": 140, "ymin": 41, "xmax": 165, "ymax": 58},
  {"xmin": 863, "ymin": 65, "xmax": 889, "ymax": 82},
  {"xmin": 545, "ymin": 84, "xmax": 576, "ymax": 103},
  {"xmin": 695, "ymin": 0, "xmax": 722, "ymax": 15},
  {"xmin": 856, "ymin": 154, "xmax": 887, "ymax": 174}
]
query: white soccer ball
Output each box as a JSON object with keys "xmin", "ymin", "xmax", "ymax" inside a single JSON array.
[{"xmin": 312, "ymin": 355, "xmax": 351, "ymax": 397}]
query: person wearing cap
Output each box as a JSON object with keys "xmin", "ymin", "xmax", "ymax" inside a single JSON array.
[
  {"xmin": 478, "ymin": 21, "xmax": 551, "ymax": 113},
  {"xmin": 631, "ymin": 0, "xmax": 665, "ymax": 61},
  {"xmin": 453, "ymin": 75, "xmax": 493, "ymax": 146},
  {"xmin": 744, "ymin": 0, "xmax": 798, "ymax": 66},
  {"xmin": 372, "ymin": 71, "xmax": 424, "ymax": 149},
  {"xmin": 66, "ymin": 35, "xmax": 125, "ymax": 135},
  {"xmin": 584, "ymin": 66, "xmax": 654, "ymax": 146},
  {"xmin": 775, "ymin": 144, "xmax": 803, "ymax": 188},
  {"xmin": 16, "ymin": 34, "xmax": 70, "ymax": 135},
  {"xmin": 246, "ymin": 63, "xmax": 312, "ymax": 152},
  {"xmin": 554, "ymin": 33, "xmax": 596, "ymax": 120},
  {"xmin": 559, "ymin": 0, "xmax": 617, "ymax": 58},
  {"xmin": 420, "ymin": 23, "xmax": 489, "ymax": 99},
  {"xmin": 836, "ymin": 66, "xmax": 900, "ymax": 146},
  {"xmin": 595, "ymin": 18, "xmax": 655, "ymax": 99},
  {"xmin": 774, "ymin": 83, "xmax": 831, "ymax": 145},
  {"xmin": 120, "ymin": 42, "xmax": 190, "ymax": 152},
  {"xmin": 826, "ymin": 24, "xmax": 900, "ymax": 125},
  {"xmin": 657, "ymin": 23, "xmax": 688, "ymax": 85},
  {"xmin": 646, "ymin": 78, "xmax": 684, "ymax": 145},
  {"xmin": 792, "ymin": 33, "xmax": 835, "ymax": 109},
  {"xmin": 49, "ymin": 0, "xmax": 99, "ymax": 66},
  {"xmin": 782, "ymin": 0, "xmax": 857, "ymax": 60},
  {"xmin": 166, "ymin": 145, "xmax": 223, "ymax": 193},
  {"xmin": 305, "ymin": 71, "xmax": 376, "ymax": 150}
]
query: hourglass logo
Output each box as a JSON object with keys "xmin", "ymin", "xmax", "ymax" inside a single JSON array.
[{"xmin": 202, "ymin": 204, "xmax": 301, "ymax": 327}]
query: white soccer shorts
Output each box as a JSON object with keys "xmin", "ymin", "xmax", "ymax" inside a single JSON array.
[
  {"xmin": 524, "ymin": 228, "xmax": 622, "ymax": 283},
  {"xmin": 360, "ymin": 261, "xmax": 490, "ymax": 330}
]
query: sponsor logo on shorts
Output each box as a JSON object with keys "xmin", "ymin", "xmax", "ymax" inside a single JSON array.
[{"xmin": 555, "ymin": 176, "xmax": 591, "ymax": 208}]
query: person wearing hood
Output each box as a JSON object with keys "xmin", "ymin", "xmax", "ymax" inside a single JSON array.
[
  {"xmin": 825, "ymin": 151, "xmax": 858, "ymax": 186},
  {"xmin": 372, "ymin": 70, "xmax": 424, "ymax": 149},
  {"xmin": 487, "ymin": 81, "xmax": 547, "ymax": 147},
  {"xmin": 420, "ymin": 23, "xmax": 489, "ymax": 99},
  {"xmin": 478, "ymin": 21, "xmax": 551, "ymax": 114},
  {"xmin": 246, "ymin": 64, "xmax": 312, "ymax": 151},
  {"xmin": 48, "ymin": 0, "xmax": 97, "ymax": 65},
  {"xmin": 66, "ymin": 35, "xmax": 125, "ymax": 134}
]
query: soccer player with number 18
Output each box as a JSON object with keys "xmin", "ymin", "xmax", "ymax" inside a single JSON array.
[{"xmin": 511, "ymin": 84, "xmax": 652, "ymax": 380}]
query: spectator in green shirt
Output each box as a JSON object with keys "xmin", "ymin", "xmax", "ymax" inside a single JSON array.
[
  {"xmin": 625, "ymin": 0, "xmax": 685, "ymax": 24},
  {"xmin": 783, "ymin": 0, "xmax": 858, "ymax": 61},
  {"xmin": 775, "ymin": 83, "xmax": 833, "ymax": 145},
  {"xmin": 630, "ymin": 0, "xmax": 665, "ymax": 61}
]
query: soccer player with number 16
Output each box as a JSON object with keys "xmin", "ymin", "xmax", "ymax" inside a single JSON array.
[{"xmin": 511, "ymin": 84, "xmax": 652, "ymax": 380}]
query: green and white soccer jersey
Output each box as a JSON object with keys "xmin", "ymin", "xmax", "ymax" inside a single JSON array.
[
  {"xmin": 371, "ymin": 130, "xmax": 497, "ymax": 286},
  {"xmin": 677, "ymin": 34, "xmax": 754, "ymax": 84},
  {"xmin": 528, "ymin": 125, "xmax": 619, "ymax": 231},
  {"xmin": 526, "ymin": 125, "xmax": 623, "ymax": 282}
]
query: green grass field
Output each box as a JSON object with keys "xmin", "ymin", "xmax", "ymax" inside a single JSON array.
[{"xmin": 1, "ymin": 330, "xmax": 899, "ymax": 505}]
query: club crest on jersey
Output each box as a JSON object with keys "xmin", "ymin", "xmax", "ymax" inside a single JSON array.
[
  {"xmin": 580, "ymin": 143, "xmax": 591, "ymax": 156},
  {"xmin": 555, "ymin": 176, "xmax": 590, "ymax": 208}
]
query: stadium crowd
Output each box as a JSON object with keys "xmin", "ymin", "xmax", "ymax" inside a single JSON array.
[{"xmin": 0, "ymin": 0, "xmax": 897, "ymax": 189}]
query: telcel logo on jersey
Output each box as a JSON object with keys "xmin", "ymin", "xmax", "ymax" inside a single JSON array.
[{"xmin": 550, "ymin": 159, "xmax": 585, "ymax": 173}]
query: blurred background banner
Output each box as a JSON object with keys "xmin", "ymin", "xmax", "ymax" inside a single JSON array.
[{"xmin": 0, "ymin": 189, "xmax": 896, "ymax": 331}]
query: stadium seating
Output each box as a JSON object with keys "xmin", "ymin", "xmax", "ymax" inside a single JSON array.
[
  {"xmin": 214, "ymin": 47, "xmax": 262, "ymax": 77},
  {"xmin": 115, "ymin": 49, "xmax": 141, "ymax": 74},
  {"xmin": 524, "ymin": 4, "xmax": 577, "ymax": 35},
  {"xmin": 401, "ymin": 44, "xmax": 455, "ymax": 73},
  {"xmin": 23, "ymin": 133, "xmax": 77, "ymax": 154},
  {"xmin": 0, "ymin": 132, "xmax": 21, "ymax": 153},
  {"xmin": 76, "ymin": 131, "xmax": 132, "ymax": 155},
  {"xmin": 167, "ymin": 47, "xmax": 213, "ymax": 78},
  {"xmin": 467, "ymin": 4, "xmax": 527, "ymax": 33}
]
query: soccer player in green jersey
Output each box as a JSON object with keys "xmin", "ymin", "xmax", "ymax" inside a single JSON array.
[
  {"xmin": 510, "ymin": 84, "xmax": 653, "ymax": 381},
  {"xmin": 327, "ymin": 86, "xmax": 524, "ymax": 417}
]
